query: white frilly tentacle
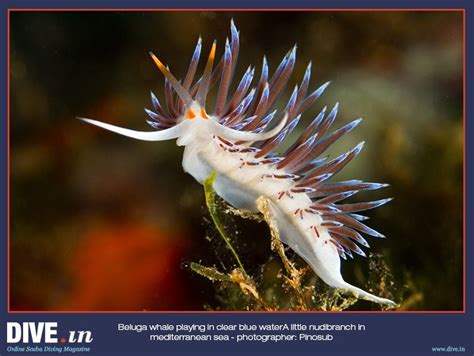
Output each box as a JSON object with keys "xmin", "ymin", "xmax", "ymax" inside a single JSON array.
[
  {"xmin": 208, "ymin": 113, "xmax": 288, "ymax": 142},
  {"xmin": 77, "ymin": 117, "xmax": 188, "ymax": 141}
]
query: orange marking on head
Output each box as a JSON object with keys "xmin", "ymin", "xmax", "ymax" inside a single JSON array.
[
  {"xmin": 200, "ymin": 108, "xmax": 209, "ymax": 119},
  {"xmin": 187, "ymin": 110, "xmax": 196, "ymax": 119}
]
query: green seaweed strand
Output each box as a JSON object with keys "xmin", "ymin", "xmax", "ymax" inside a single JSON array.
[{"xmin": 204, "ymin": 172, "xmax": 248, "ymax": 276}]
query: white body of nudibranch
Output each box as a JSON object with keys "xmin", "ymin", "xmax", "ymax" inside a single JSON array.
[{"xmin": 79, "ymin": 21, "xmax": 395, "ymax": 306}]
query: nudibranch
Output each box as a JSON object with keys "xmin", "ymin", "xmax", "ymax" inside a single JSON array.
[{"xmin": 78, "ymin": 20, "xmax": 395, "ymax": 306}]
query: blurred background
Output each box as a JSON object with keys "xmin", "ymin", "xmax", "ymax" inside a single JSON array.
[{"xmin": 10, "ymin": 11, "xmax": 463, "ymax": 311}]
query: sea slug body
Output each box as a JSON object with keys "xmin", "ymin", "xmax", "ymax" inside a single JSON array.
[{"xmin": 78, "ymin": 20, "xmax": 395, "ymax": 306}]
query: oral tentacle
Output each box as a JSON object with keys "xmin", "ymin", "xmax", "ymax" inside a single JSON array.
[{"xmin": 77, "ymin": 117, "xmax": 188, "ymax": 141}]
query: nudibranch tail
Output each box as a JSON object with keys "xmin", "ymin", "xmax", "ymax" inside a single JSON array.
[
  {"xmin": 338, "ymin": 281, "xmax": 397, "ymax": 306},
  {"xmin": 79, "ymin": 20, "xmax": 395, "ymax": 307}
]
